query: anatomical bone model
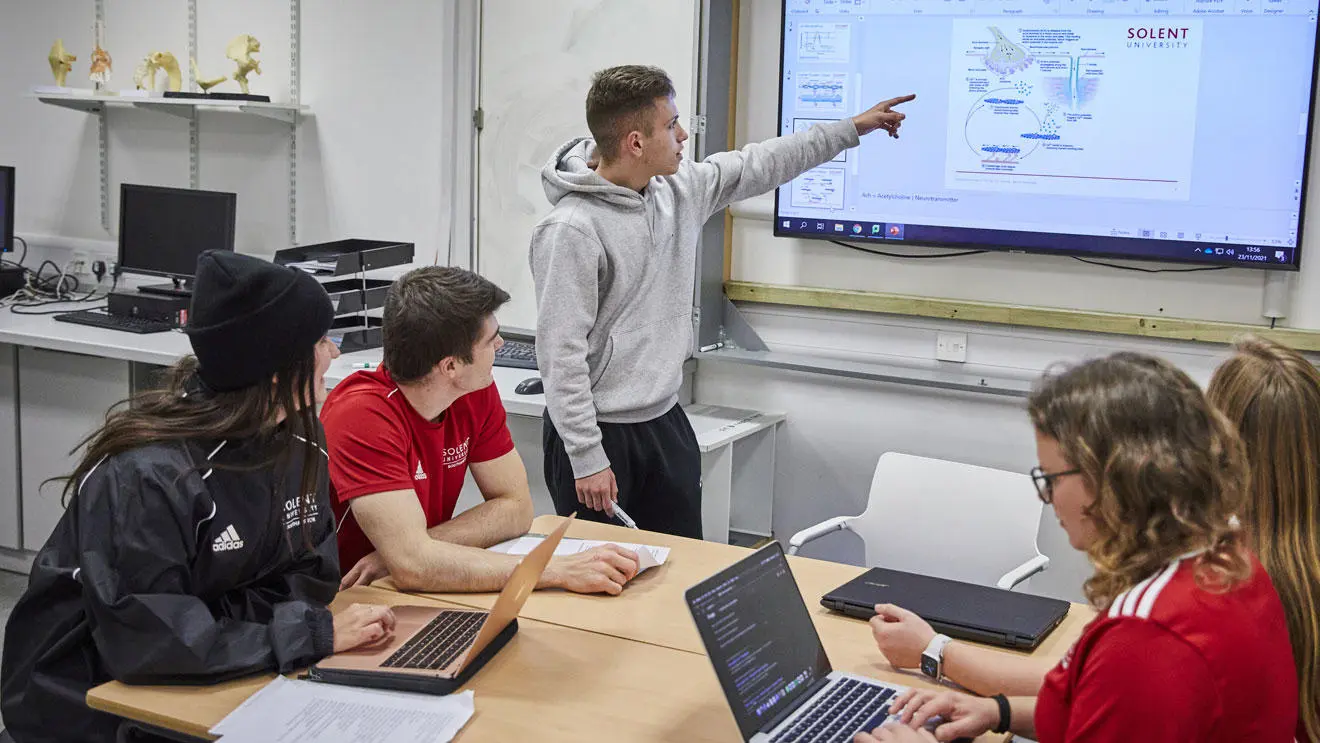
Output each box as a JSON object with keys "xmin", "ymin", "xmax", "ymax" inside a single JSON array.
[
  {"xmin": 225, "ymin": 34, "xmax": 261, "ymax": 95},
  {"xmin": 88, "ymin": 22, "xmax": 112, "ymax": 91},
  {"xmin": 133, "ymin": 51, "xmax": 182, "ymax": 92},
  {"xmin": 190, "ymin": 57, "xmax": 227, "ymax": 93},
  {"xmin": 48, "ymin": 39, "xmax": 76, "ymax": 87},
  {"xmin": 151, "ymin": 51, "xmax": 182, "ymax": 92}
]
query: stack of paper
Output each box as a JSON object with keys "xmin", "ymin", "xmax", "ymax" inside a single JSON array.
[
  {"xmin": 286, "ymin": 259, "xmax": 338, "ymax": 274},
  {"xmin": 210, "ymin": 675, "xmax": 474, "ymax": 743},
  {"xmin": 488, "ymin": 536, "xmax": 670, "ymax": 574}
]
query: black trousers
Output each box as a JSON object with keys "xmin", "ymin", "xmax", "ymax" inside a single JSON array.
[{"xmin": 543, "ymin": 404, "xmax": 703, "ymax": 539}]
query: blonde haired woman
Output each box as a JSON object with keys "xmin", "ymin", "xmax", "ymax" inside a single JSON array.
[
  {"xmin": 1207, "ymin": 335, "xmax": 1320, "ymax": 743},
  {"xmin": 860, "ymin": 353, "xmax": 1297, "ymax": 743}
]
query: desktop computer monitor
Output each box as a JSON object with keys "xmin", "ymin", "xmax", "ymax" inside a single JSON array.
[
  {"xmin": 118, "ymin": 183, "xmax": 236, "ymax": 296},
  {"xmin": 0, "ymin": 166, "xmax": 14, "ymax": 254}
]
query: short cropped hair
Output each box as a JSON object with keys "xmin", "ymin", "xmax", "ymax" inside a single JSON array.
[
  {"xmin": 383, "ymin": 267, "xmax": 510, "ymax": 383},
  {"xmin": 585, "ymin": 65, "xmax": 676, "ymax": 162}
]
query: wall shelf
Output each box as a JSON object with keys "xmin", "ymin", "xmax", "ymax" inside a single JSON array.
[
  {"xmin": 31, "ymin": 92, "xmax": 309, "ymax": 124},
  {"xmin": 23, "ymin": 0, "xmax": 305, "ymax": 243}
]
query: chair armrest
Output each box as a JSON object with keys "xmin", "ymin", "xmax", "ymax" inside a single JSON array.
[
  {"xmin": 787, "ymin": 516, "xmax": 853, "ymax": 555},
  {"xmin": 996, "ymin": 554, "xmax": 1050, "ymax": 590}
]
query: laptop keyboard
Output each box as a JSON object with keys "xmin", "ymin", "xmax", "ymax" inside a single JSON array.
[
  {"xmin": 770, "ymin": 678, "xmax": 897, "ymax": 743},
  {"xmin": 381, "ymin": 610, "xmax": 485, "ymax": 670}
]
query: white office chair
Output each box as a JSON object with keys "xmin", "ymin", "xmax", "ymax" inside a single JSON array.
[{"xmin": 788, "ymin": 452, "xmax": 1050, "ymax": 590}]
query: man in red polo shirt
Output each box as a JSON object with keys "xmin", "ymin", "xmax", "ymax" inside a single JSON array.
[{"xmin": 321, "ymin": 266, "xmax": 639, "ymax": 594}]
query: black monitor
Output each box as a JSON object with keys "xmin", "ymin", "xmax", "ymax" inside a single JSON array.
[
  {"xmin": 0, "ymin": 166, "xmax": 13, "ymax": 254},
  {"xmin": 118, "ymin": 183, "xmax": 236, "ymax": 296}
]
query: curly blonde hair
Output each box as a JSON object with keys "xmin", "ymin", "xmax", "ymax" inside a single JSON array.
[
  {"xmin": 1208, "ymin": 335, "xmax": 1320, "ymax": 742},
  {"xmin": 1028, "ymin": 352, "xmax": 1250, "ymax": 610}
]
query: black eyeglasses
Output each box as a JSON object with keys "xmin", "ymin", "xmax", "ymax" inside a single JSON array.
[{"xmin": 1030, "ymin": 466, "xmax": 1080, "ymax": 504}]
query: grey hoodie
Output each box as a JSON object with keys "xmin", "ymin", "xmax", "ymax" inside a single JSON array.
[{"xmin": 530, "ymin": 119, "xmax": 860, "ymax": 478}]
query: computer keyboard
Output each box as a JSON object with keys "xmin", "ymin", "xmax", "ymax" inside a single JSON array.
[
  {"xmin": 494, "ymin": 339, "xmax": 538, "ymax": 370},
  {"xmin": 771, "ymin": 678, "xmax": 898, "ymax": 743},
  {"xmin": 382, "ymin": 610, "xmax": 485, "ymax": 671},
  {"xmin": 53, "ymin": 309, "xmax": 177, "ymax": 334}
]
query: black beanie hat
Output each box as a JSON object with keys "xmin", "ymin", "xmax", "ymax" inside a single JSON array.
[{"xmin": 185, "ymin": 250, "xmax": 335, "ymax": 392}]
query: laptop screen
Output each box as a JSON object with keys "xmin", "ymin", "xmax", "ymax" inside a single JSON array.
[{"xmin": 686, "ymin": 543, "xmax": 830, "ymax": 740}]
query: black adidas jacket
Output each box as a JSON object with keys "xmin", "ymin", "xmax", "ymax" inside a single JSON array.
[{"xmin": 0, "ymin": 432, "xmax": 339, "ymax": 743}]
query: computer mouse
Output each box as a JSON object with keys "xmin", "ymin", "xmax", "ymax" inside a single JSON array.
[{"xmin": 514, "ymin": 377, "xmax": 544, "ymax": 395}]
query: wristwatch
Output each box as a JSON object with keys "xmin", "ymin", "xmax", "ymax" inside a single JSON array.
[{"xmin": 920, "ymin": 634, "xmax": 953, "ymax": 681}]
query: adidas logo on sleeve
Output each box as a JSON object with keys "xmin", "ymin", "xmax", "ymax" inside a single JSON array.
[{"xmin": 212, "ymin": 524, "xmax": 245, "ymax": 552}]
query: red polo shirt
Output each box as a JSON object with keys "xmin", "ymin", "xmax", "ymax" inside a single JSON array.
[{"xmin": 320, "ymin": 366, "xmax": 515, "ymax": 570}]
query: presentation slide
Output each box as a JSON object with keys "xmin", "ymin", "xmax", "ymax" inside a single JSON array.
[{"xmin": 775, "ymin": 0, "xmax": 1320, "ymax": 269}]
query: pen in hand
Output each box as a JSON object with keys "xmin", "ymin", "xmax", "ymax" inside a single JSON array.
[{"xmin": 612, "ymin": 503, "xmax": 640, "ymax": 529}]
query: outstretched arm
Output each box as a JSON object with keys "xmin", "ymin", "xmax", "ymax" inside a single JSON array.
[{"xmin": 687, "ymin": 94, "xmax": 915, "ymax": 217}]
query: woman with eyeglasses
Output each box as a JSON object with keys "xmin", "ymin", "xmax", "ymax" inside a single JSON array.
[
  {"xmin": 858, "ymin": 352, "xmax": 1297, "ymax": 743},
  {"xmin": 1206, "ymin": 336, "xmax": 1320, "ymax": 743}
]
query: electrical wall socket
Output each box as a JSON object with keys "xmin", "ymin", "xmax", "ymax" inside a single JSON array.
[
  {"xmin": 67, "ymin": 251, "xmax": 114, "ymax": 282},
  {"xmin": 68, "ymin": 251, "xmax": 90, "ymax": 277},
  {"xmin": 935, "ymin": 332, "xmax": 968, "ymax": 363}
]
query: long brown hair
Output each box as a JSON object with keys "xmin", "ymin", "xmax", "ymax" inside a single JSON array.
[
  {"xmin": 1028, "ymin": 352, "xmax": 1250, "ymax": 610},
  {"xmin": 1208, "ymin": 335, "xmax": 1320, "ymax": 741},
  {"xmin": 61, "ymin": 351, "xmax": 324, "ymax": 549}
]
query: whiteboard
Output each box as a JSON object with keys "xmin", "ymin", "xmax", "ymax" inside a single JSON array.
[{"xmin": 476, "ymin": 0, "xmax": 700, "ymax": 331}]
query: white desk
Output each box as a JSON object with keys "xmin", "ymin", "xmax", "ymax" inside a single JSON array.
[
  {"xmin": 471, "ymin": 366, "xmax": 784, "ymax": 543},
  {"xmin": 0, "ymin": 309, "xmax": 783, "ymax": 565}
]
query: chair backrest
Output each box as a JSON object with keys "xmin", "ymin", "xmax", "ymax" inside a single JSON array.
[{"xmin": 850, "ymin": 452, "xmax": 1045, "ymax": 587}]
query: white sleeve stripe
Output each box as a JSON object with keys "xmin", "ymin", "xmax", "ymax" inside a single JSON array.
[
  {"xmin": 1136, "ymin": 559, "xmax": 1183, "ymax": 619},
  {"xmin": 1108, "ymin": 588, "xmax": 1130, "ymax": 619},
  {"xmin": 1119, "ymin": 571, "xmax": 1160, "ymax": 617}
]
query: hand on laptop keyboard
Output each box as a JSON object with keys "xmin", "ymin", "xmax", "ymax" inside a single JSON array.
[
  {"xmin": 865, "ymin": 688, "xmax": 996, "ymax": 742},
  {"xmin": 334, "ymin": 603, "xmax": 398, "ymax": 652}
]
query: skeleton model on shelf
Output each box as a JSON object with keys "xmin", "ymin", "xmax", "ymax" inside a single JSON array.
[
  {"xmin": 133, "ymin": 51, "xmax": 182, "ymax": 92},
  {"xmin": 48, "ymin": 39, "xmax": 76, "ymax": 87},
  {"xmin": 190, "ymin": 57, "xmax": 227, "ymax": 93},
  {"xmin": 151, "ymin": 51, "xmax": 182, "ymax": 92},
  {"xmin": 132, "ymin": 53, "xmax": 158, "ymax": 90},
  {"xmin": 226, "ymin": 34, "xmax": 261, "ymax": 95},
  {"xmin": 88, "ymin": 22, "xmax": 112, "ymax": 92}
]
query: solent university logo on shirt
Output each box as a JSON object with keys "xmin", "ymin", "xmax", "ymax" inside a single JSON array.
[
  {"xmin": 284, "ymin": 491, "xmax": 321, "ymax": 531},
  {"xmin": 444, "ymin": 438, "xmax": 471, "ymax": 470}
]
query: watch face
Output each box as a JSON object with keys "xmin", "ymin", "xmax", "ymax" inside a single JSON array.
[{"xmin": 921, "ymin": 655, "xmax": 937, "ymax": 678}]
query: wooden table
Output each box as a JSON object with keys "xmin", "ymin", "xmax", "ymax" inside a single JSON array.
[
  {"xmin": 88, "ymin": 518, "xmax": 1094, "ymax": 742},
  {"xmin": 88, "ymin": 586, "xmax": 741, "ymax": 743},
  {"xmin": 397, "ymin": 516, "xmax": 1094, "ymax": 671}
]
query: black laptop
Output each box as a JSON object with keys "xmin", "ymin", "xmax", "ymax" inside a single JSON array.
[
  {"xmin": 821, "ymin": 568, "xmax": 1071, "ymax": 650},
  {"xmin": 685, "ymin": 543, "xmax": 973, "ymax": 743}
]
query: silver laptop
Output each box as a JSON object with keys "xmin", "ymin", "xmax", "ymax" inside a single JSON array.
[{"xmin": 686, "ymin": 543, "xmax": 962, "ymax": 743}]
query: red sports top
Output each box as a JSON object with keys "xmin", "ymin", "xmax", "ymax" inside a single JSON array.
[
  {"xmin": 1035, "ymin": 552, "xmax": 1297, "ymax": 743},
  {"xmin": 320, "ymin": 366, "xmax": 515, "ymax": 570}
]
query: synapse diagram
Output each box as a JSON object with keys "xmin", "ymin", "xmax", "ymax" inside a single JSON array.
[
  {"xmin": 945, "ymin": 20, "xmax": 1203, "ymax": 200},
  {"xmin": 961, "ymin": 26, "xmax": 1104, "ymax": 168}
]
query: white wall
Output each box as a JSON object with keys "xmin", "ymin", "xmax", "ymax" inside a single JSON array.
[
  {"xmin": 475, "ymin": 0, "xmax": 700, "ymax": 331},
  {"xmin": 0, "ymin": 0, "xmax": 463, "ymax": 267}
]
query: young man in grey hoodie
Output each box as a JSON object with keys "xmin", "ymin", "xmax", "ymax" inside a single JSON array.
[{"xmin": 530, "ymin": 64, "xmax": 913, "ymax": 538}]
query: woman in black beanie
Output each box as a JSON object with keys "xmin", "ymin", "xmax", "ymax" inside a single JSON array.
[{"xmin": 0, "ymin": 251, "xmax": 396, "ymax": 743}]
